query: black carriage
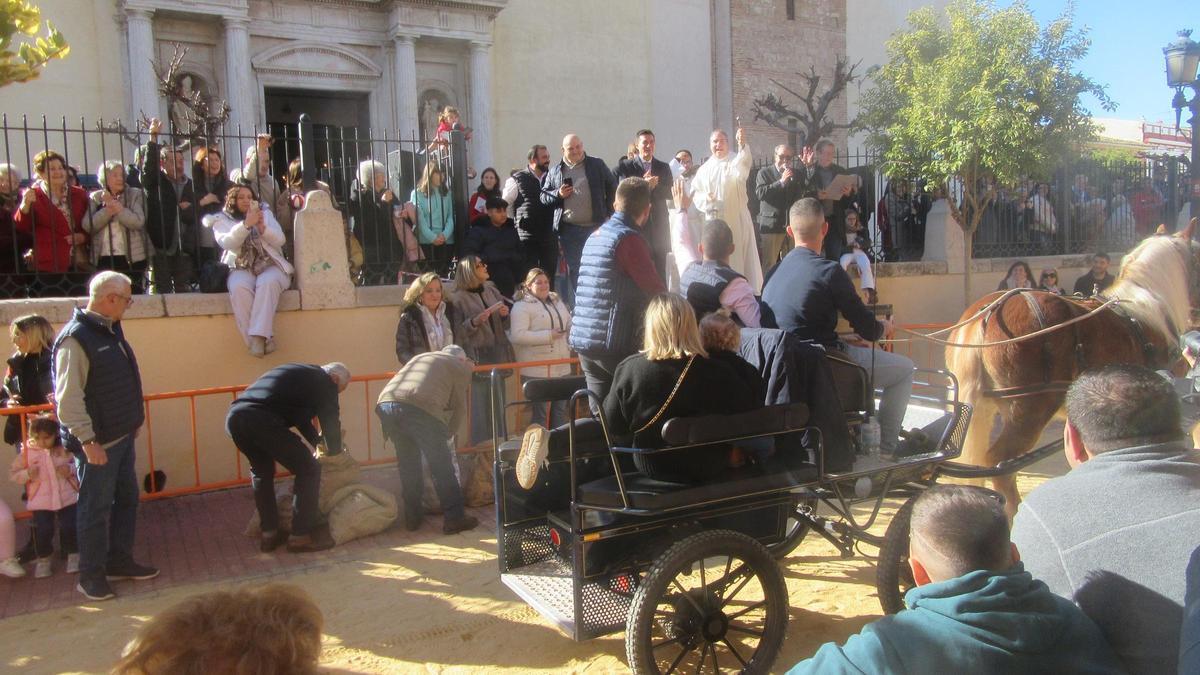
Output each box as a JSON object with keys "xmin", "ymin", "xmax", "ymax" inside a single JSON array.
[{"xmin": 489, "ymin": 357, "xmax": 1055, "ymax": 674}]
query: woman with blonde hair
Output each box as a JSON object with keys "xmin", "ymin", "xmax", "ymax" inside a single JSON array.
[
  {"xmin": 508, "ymin": 267, "xmax": 572, "ymax": 428},
  {"xmin": 603, "ymin": 293, "xmax": 758, "ymax": 483},
  {"xmin": 395, "ymin": 271, "xmax": 462, "ymax": 364},
  {"xmin": 452, "ymin": 254, "xmax": 511, "ymax": 443},
  {"xmin": 112, "ymin": 583, "xmax": 323, "ymax": 674},
  {"xmin": 412, "ymin": 162, "xmax": 455, "ymax": 273}
]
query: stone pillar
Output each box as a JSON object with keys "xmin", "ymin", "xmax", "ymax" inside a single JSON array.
[
  {"xmin": 393, "ymin": 33, "xmax": 420, "ymax": 140},
  {"xmin": 468, "ymin": 41, "xmax": 493, "ymax": 171},
  {"xmin": 223, "ymin": 17, "xmax": 256, "ymax": 135},
  {"xmin": 125, "ymin": 8, "xmax": 160, "ymax": 123},
  {"xmin": 294, "ymin": 191, "xmax": 355, "ymax": 309}
]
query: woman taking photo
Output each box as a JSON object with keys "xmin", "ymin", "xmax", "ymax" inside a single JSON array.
[
  {"xmin": 207, "ymin": 185, "xmax": 293, "ymax": 358},
  {"xmin": 508, "ymin": 268, "xmax": 572, "ymax": 429},
  {"xmin": 395, "ymin": 271, "xmax": 462, "ymax": 365},
  {"xmin": 452, "ymin": 254, "xmax": 511, "ymax": 444},
  {"xmin": 13, "ymin": 150, "xmax": 90, "ymax": 296},
  {"xmin": 603, "ymin": 294, "xmax": 757, "ymax": 484},
  {"xmin": 87, "ymin": 161, "xmax": 150, "ymax": 293},
  {"xmin": 468, "ymin": 167, "xmax": 501, "ymax": 222},
  {"xmin": 412, "ymin": 163, "xmax": 454, "ymax": 274}
]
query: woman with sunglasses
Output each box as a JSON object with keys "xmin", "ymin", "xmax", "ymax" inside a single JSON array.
[{"xmin": 1038, "ymin": 268, "xmax": 1064, "ymax": 295}]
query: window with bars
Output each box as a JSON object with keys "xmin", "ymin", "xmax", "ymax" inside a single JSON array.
[{"xmin": 786, "ymin": 0, "xmax": 796, "ymax": 20}]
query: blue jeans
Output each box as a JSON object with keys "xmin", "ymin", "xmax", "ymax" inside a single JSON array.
[
  {"xmin": 558, "ymin": 223, "xmax": 598, "ymax": 306},
  {"xmin": 74, "ymin": 435, "xmax": 139, "ymax": 583},
  {"xmin": 843, "ymin": 344, "xmax": 914, "ymax": 454},
  {"xmin": 376, "ymin": 402, "xmax": 464, "ymax": 520}
]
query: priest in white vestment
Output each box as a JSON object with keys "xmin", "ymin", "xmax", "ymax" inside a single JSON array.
[{"xmin": 691, "ymin": 128, "xmax": 763, "ymax": 290}]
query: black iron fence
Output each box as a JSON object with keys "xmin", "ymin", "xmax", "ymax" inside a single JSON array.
[
  {"xmin": 747, "ymin": 149, "xmax": 1193, "ymax": 262},
  {"xmin": 0, "ymin": 114, "xmax": 467, "ymax": 298}
]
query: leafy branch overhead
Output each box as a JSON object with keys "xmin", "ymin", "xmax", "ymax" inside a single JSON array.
[
  {"xmin": 0, "ymin": 0, "xmax": 69, "ymax": 88},
  {"xmin": 751, "ymin": 57, "xmax": 862, "ymax": 148}
]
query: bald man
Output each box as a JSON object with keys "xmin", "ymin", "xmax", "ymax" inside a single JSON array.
[{"xmin": 541, "ymin": 134, "xmax": 617, "ymax": 302}]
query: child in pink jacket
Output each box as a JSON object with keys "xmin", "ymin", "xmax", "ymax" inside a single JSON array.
[{"xmin": 8, "ymin": 415, "xmax": 78, "ymax": 578}]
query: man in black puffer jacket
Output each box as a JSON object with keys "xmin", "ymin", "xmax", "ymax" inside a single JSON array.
[{"xmin": 463, "ymin": 197, "xmax": 524, "ymax": 298}]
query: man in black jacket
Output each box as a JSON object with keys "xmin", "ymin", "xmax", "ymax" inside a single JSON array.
[
  {"xmin": 140, "ymin": 117, "xmax": 196, "ymax": 293},
  {"xmin": 613, "ymin": 129, "xmax": 673, "ymax": 275},
  {"xmin": 225, "ymin": 362, "xmax": 351, "ymax": 554},
  {"xmin": 509, "ymin": 144, "xmax": 557, "ymax": 281},
  {"xmin": 755, "ymin": 144, "xmax": 807, "ymax": 273},
  {"xmin": 542, "ymin": 134, "xmax": 617, "ymax": 303},
  {"xmin": 805, "ymin": 139, "xmax": 857, "ymax": 263},
  {"xmin": 463, "ymin": 197, "xmax": 523, "ymax": 298},
  {"xmin": 761, "ymin": 198, "xmax": 912, "ymax": 456}
]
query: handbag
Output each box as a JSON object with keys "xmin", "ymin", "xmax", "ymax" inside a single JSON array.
[
  {"xmin": 234, "ymin": 232, "xmax": 274, "ymax": 275},
  {"xmin": 632, "ymin": 355, "xmax": 696, "ymax": 446},
  {"xmin": 394, "ymin": 204, "xmax": 425, "ymax": 263}
]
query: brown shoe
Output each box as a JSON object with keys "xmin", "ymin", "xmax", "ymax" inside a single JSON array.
[{"xmin": 286, "ymin": 529, "xmax": 335, "ymax": 553}]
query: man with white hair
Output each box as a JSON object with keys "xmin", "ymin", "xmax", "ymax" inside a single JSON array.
[
  {"xmin": 53, "ymin": 271, "xmax": 156, "ymax": 600},
  {"xmin": 375, "ymin": 344, "xmax": 478, "ymax": 535},
  {"xmin": 225, "ymin": 361, "xmax": 352, "ymax": 554}
]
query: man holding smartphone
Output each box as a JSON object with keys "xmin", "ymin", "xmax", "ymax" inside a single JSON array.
[{"xmin": 541, "ymin": 134, "xmax": 616, "ymax": 303}]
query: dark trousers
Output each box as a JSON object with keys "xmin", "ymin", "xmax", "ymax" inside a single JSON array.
[
  {"xmin": 521, "ymin": 236, "xmax": 559, "ymax": 288},
  {"xmin": 95, "ymin": 256, "xmax": 148, "ymax": 294},
  {"xmin": 558, "ymin": 223, "xmax": 598, "ymax": 303},
  {"xmin": 225, "ymin": 405, "xmax": 321, "ymax": 536},
  {"xmin": 31, "ymin": 504, "xmax": 77, "ymax": 558},
  {"xmin": 74, "ymin": 435, "xmax": 139, "ymax": 583},
  {"xmin": 376, "ymin": 401, "xmax": 464, "ymax": 520},
  {"xmin": 150, "ymin": 251, "xmax": 194, "ymax": 293},
  {"xmin": 578, "ymin": 352, "xmax": 626, "ymax": 412}
]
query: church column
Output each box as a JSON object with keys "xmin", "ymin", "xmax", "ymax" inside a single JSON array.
[
  {"xmin": 223, "ymin": 17, "xmax": 256, "ymax": 135},
  {"xmin": 393, "ymin": 32, "xmax": 420, "ymax": 140},
  {"xmin": 468, "ymin": 40, "xmax": 493, "ymax": 170},
  {"xmin": 125, "ymin": 8, "xmax": 160, "ymax": 124}
]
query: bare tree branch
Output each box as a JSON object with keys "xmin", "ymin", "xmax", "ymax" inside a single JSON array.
[{"xmin": 751, "ymin": 57, "xmax": 862, "ymax": 149}]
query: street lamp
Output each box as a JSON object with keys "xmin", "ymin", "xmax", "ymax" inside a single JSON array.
[{"xmin": 1164, "ymin": 29, "xmax": 1200, "ymax": 226}]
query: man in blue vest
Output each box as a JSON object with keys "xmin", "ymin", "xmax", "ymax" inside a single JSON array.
[
  {"xmin": 53, "ymin": 271, "xmax": 155, "ymax": 601},
  {"xmin": 568, "ymin": 176, "xmax": 666, "ymax": 404},
  {"xmin": 679, "ymin": 219, "xmax": 761, "ymax": 327}
]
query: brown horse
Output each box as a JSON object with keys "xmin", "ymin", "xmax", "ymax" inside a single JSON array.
[{"xmin": 946, "ymin": 219, "xmax": 1200, "ymax": 514}]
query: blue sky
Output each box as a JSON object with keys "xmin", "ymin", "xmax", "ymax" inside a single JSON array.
[{"xmin": 1013, "ymin": 0, "xmax": 1192, "ymax": 123}]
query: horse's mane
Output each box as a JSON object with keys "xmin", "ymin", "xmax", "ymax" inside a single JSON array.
[{"xmin": 1108, "ymin": 234, "xmax": 1194, "ymax": 341}]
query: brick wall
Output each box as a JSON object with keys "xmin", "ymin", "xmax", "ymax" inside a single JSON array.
[{"xmin": 730, "ymin": 0, "xmax": 848, "ymax": 159}]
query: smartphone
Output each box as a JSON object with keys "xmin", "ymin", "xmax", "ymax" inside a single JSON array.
[{"xmin": 563, "ymin": 177, "xmax": 573, "ymax": 187}]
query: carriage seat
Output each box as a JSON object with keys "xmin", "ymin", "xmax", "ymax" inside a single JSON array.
[
  {"xmin": 576, "ymin": 403, "xmax": 819, "ymax": 511},
  {"xmin": 497, "ymin": 417, "xmax": 608, "ymax": 463},
  {"xmin": 825, "ymin": 350, "xmax": 873, "ymax": 417}
]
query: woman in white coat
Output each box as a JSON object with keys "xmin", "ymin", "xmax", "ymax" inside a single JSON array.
[
  {"xmin": 206, "ymin": 184, "xmax": 294, "ymax": 357},
  {"xmin": 507, "ymin": 267, "xmax": 572, "ymax": 428}
]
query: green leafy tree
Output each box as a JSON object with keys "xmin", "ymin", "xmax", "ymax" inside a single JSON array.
[
  {"xmin": 859, "ymin": 0, "xmax": 1111, "ymax": 301},
  {"xmin": 1, "ymin": 0, "xmax": 68, "ymax": 88}
]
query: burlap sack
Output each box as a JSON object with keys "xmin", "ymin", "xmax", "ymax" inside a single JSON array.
[
  {"xmin": 317, "ymin": 450, "xmax": 361, "ymax": 513},
  {"xmin": 418, "ymin": 439, "xmax": 495, "ymax": 512},
  {"xmin": 327, "ymin": 483, "xmax": 397, "ymax": 545}
]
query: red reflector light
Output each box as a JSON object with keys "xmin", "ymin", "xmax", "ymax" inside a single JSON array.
[
  {"xmin": 614, "ymin": 574, "xmax": 632, "ymax": 593},
  {"xmin": 549, "ymin": 527, "xmax": 561, "ymax": 547}
]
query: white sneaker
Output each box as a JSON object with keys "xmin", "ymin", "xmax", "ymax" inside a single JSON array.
[
  {"xmin": 34, "ymin": 558, "xmax": 52, "ymax": 579},
  {"xmin": 516, "ymin": 424, "xmax": 550, "ymax": 490},
  {"xmin": 66, "ymin": 553, "xmax": 80, "ymax": 574},
  {"xmin": 264, "ymin": 338, "xmax": 277, "ymax": 355},
  {"xmin": 249, "ymin": 336, "xmax": 266, "ymax": 358},
  {"xmin": 0, "ymin": 557, "xmax": 24, "ymax": 578}
]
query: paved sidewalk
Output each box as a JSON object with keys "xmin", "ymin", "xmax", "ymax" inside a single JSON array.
[{"xmin": 0, "ymin": 467, "xmax": 493, "ymax": 620}]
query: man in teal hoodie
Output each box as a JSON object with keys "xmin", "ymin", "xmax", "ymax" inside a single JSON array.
[{"xmin": 787, "ymin": 485, "xmax": 1124, "ymax": 674}]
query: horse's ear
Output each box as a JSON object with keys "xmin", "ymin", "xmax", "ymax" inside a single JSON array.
[
  {"xmin": 1182, "ymin": 217, "xmax": 1198, "ymax": 241},
  {"xmin": 1156, "ymin": 224, "xmax": 1168, "ymax": 235}
]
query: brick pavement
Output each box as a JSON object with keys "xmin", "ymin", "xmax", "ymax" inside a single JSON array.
[{"xmin": 0, "ymin": 466, "xmax": 494, "ymax": 620}]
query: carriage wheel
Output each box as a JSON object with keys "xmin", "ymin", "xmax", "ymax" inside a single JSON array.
[
  {"xmin": 625, "ymin": 530, "xmax": 788, "ymax": 674},
  {"xmin": 876, "ymin": 496, "xmax": 917, "ymax": 615},
  {"xmin": 767, "ymin": 495, "xmax": 817, "ymax": 560}
]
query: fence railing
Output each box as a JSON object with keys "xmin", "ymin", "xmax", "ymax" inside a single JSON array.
[
  {"xmin": 746, "ymin": 149, "xmax": 1192, "ymax": 263},
  {"xmin": 0, "ymin": 114, "xmax": 470, "ymax": 297},
  {"xmin": 2, "ymin": 356, "xmax": 578, "ymax": 519}
]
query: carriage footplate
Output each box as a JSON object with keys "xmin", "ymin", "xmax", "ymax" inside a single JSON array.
[{"xmin": 501, "ymin": 557, "xmax": 634, "ymax": 641}]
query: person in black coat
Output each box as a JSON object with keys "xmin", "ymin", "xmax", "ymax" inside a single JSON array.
[
  {"xmin": 140, "ymin": 118, "xmax": 197, "ymax": 293},
  {"xmin": 224, "ymin": 363, "xmax": 351, "ymax": 553},
  {"xmin": 603, "ymin": 294, "xmax": 757, "ymax": 483},
  {"xmin": 509, "ymin": 145, "xmax": 558, "ymax": 279},
  {"xmin": 613, "ymin": 130, "xmax": 674, "ymax": 275},
  {"xmin": 755, "ymin": 144, "xmax": 807, "ymax": 272},
  {"xmin": 462, "ymin": 197, "xmax": 524, "ymax": 298}
]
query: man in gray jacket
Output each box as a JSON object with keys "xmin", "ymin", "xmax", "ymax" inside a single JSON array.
[{"xmin": 1012, "ymin": 364, "xmax": 1200, "ymax": 675}]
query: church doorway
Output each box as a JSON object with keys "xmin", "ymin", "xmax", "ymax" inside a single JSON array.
[{"xmin": 264, "ymin": 87, "xmax": 371, "ymax": 195}]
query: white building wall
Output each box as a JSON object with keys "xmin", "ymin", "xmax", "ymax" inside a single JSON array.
[{"xmin": 648, "ymin": 0, "xmax": 714, "ymax": 162}]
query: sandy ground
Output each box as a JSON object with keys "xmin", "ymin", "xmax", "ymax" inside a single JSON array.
[{"xmin": 0, "ymin": 441, "xmax": 1068, "ymax": 674}]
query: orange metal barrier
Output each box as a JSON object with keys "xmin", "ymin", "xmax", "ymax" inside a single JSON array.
[{"xmin": 1, "ymin": 357, "xmax": 579, "ymax": 520}]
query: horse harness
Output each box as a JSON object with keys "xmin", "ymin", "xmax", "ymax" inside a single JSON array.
[{"xmin": 978, "ymin": 289, "xmax": 1176, "ymax": 399}]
